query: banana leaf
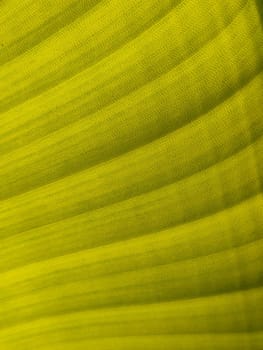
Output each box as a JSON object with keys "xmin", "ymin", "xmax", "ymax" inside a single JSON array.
[{"xmin": 0, "ymin": 0, "xmax": 262, "ymax": 349}]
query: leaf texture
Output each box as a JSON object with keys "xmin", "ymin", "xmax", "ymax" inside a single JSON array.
[{"xmin": 0, "ymin": 0, "xmax": 262, "ymax": 349}]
